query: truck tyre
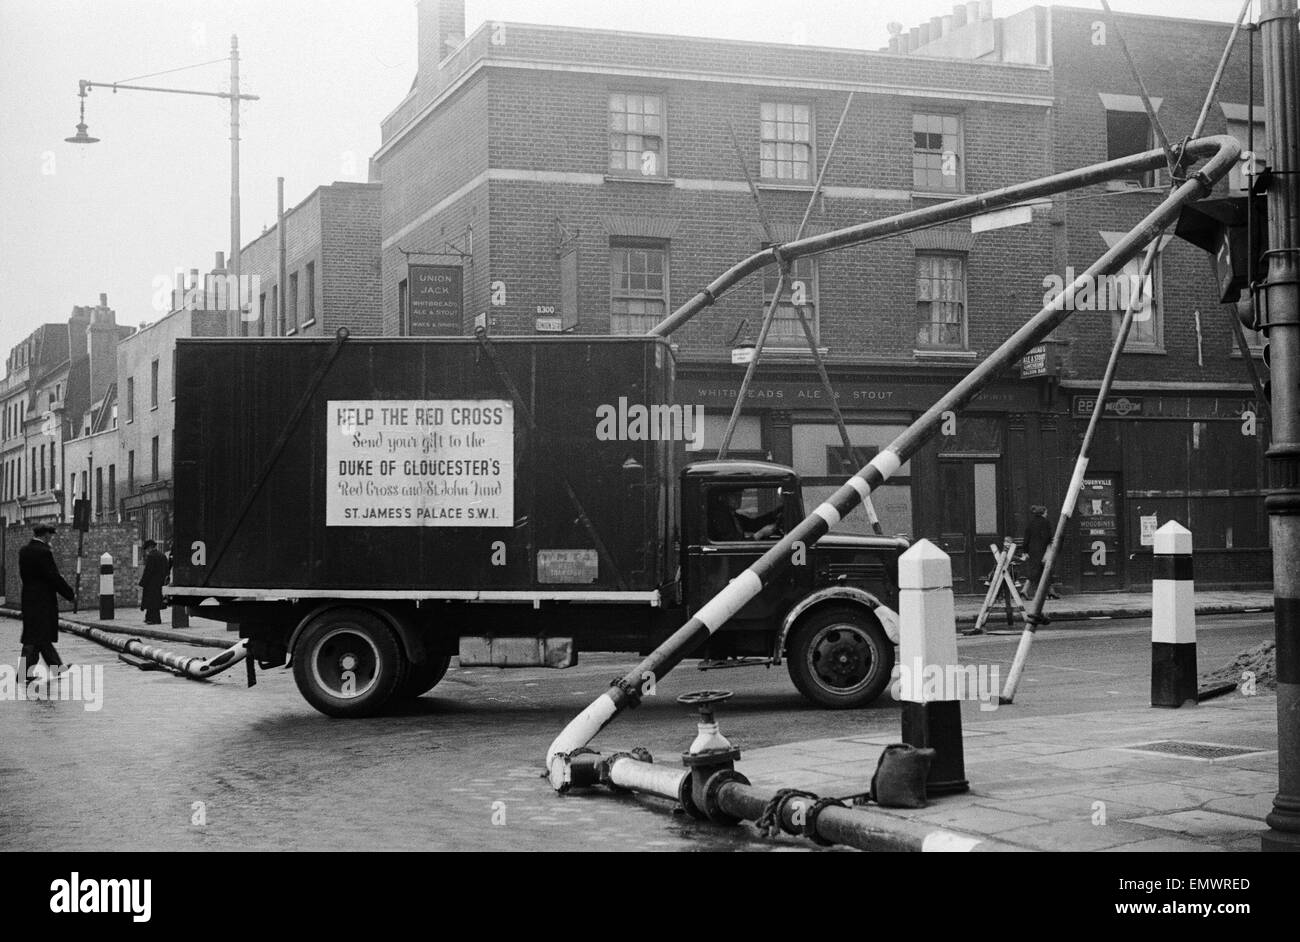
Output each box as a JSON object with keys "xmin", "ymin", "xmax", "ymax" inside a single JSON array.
[
  {"xmin": 293, "ymin": 609, "xmax": 407, "ymax": 718},
  {"xmin": 786, "ymin": 605, "xmax": 894, "ymax": 709},
  {"xmin": 394, "ymin": 654, "xmax": 452, "ymax": 700}
]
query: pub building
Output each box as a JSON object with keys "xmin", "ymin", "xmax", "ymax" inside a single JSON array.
[{"xmin": 372, "ymin": 1, "xmax": 1272, "ymax": 595}]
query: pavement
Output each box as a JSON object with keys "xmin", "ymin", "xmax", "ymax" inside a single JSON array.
[
  {"xmin": 736, "ymin": 691, "xmax": 1278, "ymax": 851},
  {"xmin": 954, "ymin": 587, "xmax": 1274, "ymax": 628}
]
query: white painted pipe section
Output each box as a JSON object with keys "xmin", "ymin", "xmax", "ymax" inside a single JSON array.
[{"xmin": 606, "ymin": 757, "xmax": 688, "ymax": 801}]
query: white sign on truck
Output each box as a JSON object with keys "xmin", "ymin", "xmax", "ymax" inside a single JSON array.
[{"xmin": 326, "ymin": 399, "xmax": 514, "ymax": 527}]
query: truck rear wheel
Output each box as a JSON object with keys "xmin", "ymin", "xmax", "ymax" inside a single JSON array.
[
  {"xmin": 786, "ymin": 606, "xmax": 894, "ymax": 709},
  {"xmin": 394, "ymin": 654, "xmax": 452, "ymax": 700},
  {"xmin": 293, "ymin": 609, "xmax": 407, "ymax": 718}
]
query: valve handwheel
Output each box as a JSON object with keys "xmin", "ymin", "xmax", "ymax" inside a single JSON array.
[{"xmin": 677, "ymin": 690, "xmax": 734, "ymax": 708}]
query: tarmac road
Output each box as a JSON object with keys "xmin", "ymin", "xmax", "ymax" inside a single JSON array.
[{"xmin": 0, "ymin": 613, "xmax": 1273, "ymax": 851}]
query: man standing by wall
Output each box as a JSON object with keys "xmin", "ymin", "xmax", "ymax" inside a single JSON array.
[
  {"xmin": 138, "ymin": 539, "xmax": 170, "ymax": 625},
  {"xmin": 19, "ymin": 524, "xmax": 76, "ymax": 681}
]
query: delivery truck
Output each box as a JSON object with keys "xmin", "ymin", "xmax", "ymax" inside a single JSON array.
[{"xmin": 168, "ymin": 332, "xmax": 907, "ymax": 717}]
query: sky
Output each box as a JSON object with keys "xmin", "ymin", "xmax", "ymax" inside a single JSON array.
[{"xmin": 0, "ymin": 0, "xmax": 1253, "ymax": 372}]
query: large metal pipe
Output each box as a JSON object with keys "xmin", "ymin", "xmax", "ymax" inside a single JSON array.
[
  {"xmin": 548, "ymin": 137, "xmax": 1241, "ymax": 784},
  {"xmin": 649, "ymin": 140, "xmax": 1234, "ymax": 339},
  {"xmin": 2, "ymin": 608, "xmax": 249, "ymax": 680}
]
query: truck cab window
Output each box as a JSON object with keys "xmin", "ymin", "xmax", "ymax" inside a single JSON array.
[{"xmin": 707, "ymin": 485, "xmax": 784, "ymax": 542}]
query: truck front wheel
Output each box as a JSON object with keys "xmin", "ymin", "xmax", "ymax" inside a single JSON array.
[
  {"xmin": 293, "ymin": 609, "xmax": 407, "ymax": 718},
  {"xmin": 786, "ymin": 606, "xmax": 894, "ymax": 709}
]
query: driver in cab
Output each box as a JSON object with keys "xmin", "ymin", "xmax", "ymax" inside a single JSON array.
[{"xmin": 708, "ymin": 488, "xmax": 782, "ymax": 542}]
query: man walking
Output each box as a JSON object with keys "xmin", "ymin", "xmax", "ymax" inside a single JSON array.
[
  {"xmin": 139, "ymin": 539, "xmax": 170, "ymax": 625},
  {"xmin": 19, "ymin": 523, "xmax": 76, "ymax": 682},
  {"xmin": 1021, "ymin": 504, "xmax": 1057, "ymax": 599}
]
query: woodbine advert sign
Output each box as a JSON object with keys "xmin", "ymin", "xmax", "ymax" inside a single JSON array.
[{"xmin": 327, "ymin": 400, "xmax": 513, "ymax": 526}]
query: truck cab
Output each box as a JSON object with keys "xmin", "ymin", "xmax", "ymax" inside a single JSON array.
[{"xmin": 680, "ymin": 460, "xmax": 908, "ymax": 708}]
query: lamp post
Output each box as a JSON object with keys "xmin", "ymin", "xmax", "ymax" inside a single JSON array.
[{"xmin": 66, "ymin": 35, "xmax": 260, "ymax": 334}]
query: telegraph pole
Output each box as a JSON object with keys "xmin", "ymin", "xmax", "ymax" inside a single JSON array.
[
  {"xmin": 1261, "ymin": 0, "xmax": 1300, "ymax": 853},
  {"xmin": 230, "ymin": 35, "xmax": 243, "ymax": 336}
]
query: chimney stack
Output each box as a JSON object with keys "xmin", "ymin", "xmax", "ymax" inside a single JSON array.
[
  {"xmin": 86, "ymin": 295, "xmax": 119, "ymax": 404},
  {"xmin": 417, "ymin": 0, "xmax": 467, "ymax": 89}
]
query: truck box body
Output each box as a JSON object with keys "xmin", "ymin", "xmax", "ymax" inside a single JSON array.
[{"xmin": 172, "ymin": 336, "xmax": 682, "ymax": 597}]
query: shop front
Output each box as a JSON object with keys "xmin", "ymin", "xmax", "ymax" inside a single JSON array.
[
  {"xmin": 1063, "ymin": 386, "xmax": 1272, "ymax": 590},
  {"xmin": 677, "ymin": 363, "xmax": 1062, "ymax": 594}
]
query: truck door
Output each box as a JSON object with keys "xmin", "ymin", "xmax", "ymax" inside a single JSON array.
[{"xmin": 687, "ymin": 481, "xmax": 804, "ymax": 622}]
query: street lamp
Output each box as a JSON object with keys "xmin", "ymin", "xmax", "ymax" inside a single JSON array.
[{"xmin": 66, "ymin": 36, "xmax": 260, "ymax": 333}]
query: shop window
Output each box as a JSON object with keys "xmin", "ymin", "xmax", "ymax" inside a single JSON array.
[{"xmin": 698, "ymin": 413, "xmax": 763, "ymax": 459}]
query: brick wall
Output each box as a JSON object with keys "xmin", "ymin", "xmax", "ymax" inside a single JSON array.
[
  {"xmin": 1049, "ymin": 7, "xmax": 1267, "ymax": 388},
  {"xmin": 3, "ymin": 522, "xmax": 142, "ymax": 611},
  {"xmin": 321, "ymin": 183, "xmax": 383, "ymax": 335}
]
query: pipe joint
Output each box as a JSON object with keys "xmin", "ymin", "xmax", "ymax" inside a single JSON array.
[{"xmin": 701, "ymin": 768, "xmax": 750, "ymax": 826}]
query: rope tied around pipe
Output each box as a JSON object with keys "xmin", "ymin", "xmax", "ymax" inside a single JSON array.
[{"xmin": 755, "ymin": 788, "xmax": 817, "ymax": 838}]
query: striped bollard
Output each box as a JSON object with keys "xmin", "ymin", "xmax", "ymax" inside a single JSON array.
[
  {"xmin": 898, "ymin": 539, "xmax": 969, "ymax": 795},
  {"xmin": 1151, "ymin": 521, "xmax": 1196, "ymax": 708},
  {"xmin": 99, "ymin": 552, "xmax": 114, "ymax": 621}
]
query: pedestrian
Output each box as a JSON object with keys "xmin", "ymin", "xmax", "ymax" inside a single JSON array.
[
  {"xmin": 1021, "ymin": 504, "xmax": 1058, "ymax": 599},
  {"xmin": 19, "ymin": 523, "xmax": 76, "ymax": 682},
  {"xmin": 139, "ymin": 539, "xmax": 170, "ymax": 625}
]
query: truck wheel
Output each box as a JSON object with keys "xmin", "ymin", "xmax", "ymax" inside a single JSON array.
[
  {"xmin": 786, "ymin": 606, "xmax": 894, "ymax": 709},
  {"xmin": 394, "ymin": 654, "xmax": 452, "ymax": 700},
  {"xmin": 293, "ymin": 609, "xmax": 407, "ymax": 718}
]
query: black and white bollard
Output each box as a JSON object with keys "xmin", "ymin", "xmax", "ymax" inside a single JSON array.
[
  {"xmin": 1151, "ymin": 521, "xmax": 1197, "ymax": 708},
  {"xmin": 898, "ymin": 539, "xmax": 968, "ymax": 795},
  {"xmin": 99, "ymin": 552, "xmax": 114, "ymax": 621}
]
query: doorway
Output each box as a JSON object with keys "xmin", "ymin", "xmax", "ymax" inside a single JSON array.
[
  {"xmin": 937, "ymin": 458, "xmax": 1002, "ymax": 594},
  {"xmin": 1077, "ymin": 473, "xmax": 1124, "ymax": 590}
]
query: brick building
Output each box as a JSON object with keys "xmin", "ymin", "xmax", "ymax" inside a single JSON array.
[
  {"xmin": 0, "ymin": 296, "xmax": 133, "ymax": 529},
  {"xmin": 897, "ymin": 4, "xmax": 1271, "ymax": 590},
  {"xmin": 239, "ymin": 181, "xmax": 384, "ymax": 338},
  {"xmin": 370, "ymin": 0, "xmax": 1269, "ymax": 592}
]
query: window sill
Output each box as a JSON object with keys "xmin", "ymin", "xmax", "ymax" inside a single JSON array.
[
  {"xmin": 1118, "ymin": 345, "xmax": 1167, "ymax": 355},
  {"xmin": 757, "ymin": 181, "xmax": 815, "ymax": 192},
  {"xmin": 301, "ymin": 319, "xmax": 317, "ymax": 330},
  {"xmin": 604, "ymin": 173, "xmax": 673, "ymax": 186},
  {"xmin": 911, "ymin": 190, "xmax": 964, "ymax": 201},
  {"xmin": 913, "ymin": 348, "xmax": 977, "ymax": 359},
  {"xmin": 150, "ymin": 406, "xmax": 159, "ymax": 412},
  {"xmin": 1231, "ymin": 346, "xmax": 1264, "ymax": 358},
  {"xmin": 286, "ymin": 328, "xmax": 298, "ymax": 336}
]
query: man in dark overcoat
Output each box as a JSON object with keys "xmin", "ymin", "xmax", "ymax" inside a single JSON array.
[
  {"xmin": 139, "ymin": 539, "xmax": 170, "ymax": 624},
  {"xmin": 19, "ymin": 523, "xmax": 76, "ymax": 681}
]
